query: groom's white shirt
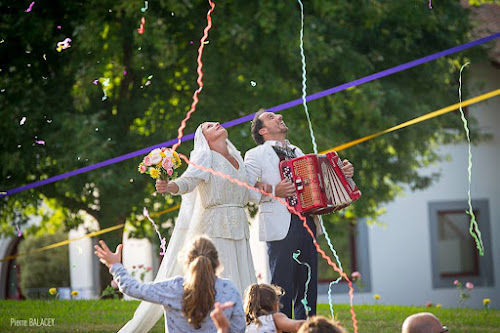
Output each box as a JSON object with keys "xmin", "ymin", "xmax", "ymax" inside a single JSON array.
[{"xmin": 245, "ymin": 140, "xmax": 321, "ymax": 242}]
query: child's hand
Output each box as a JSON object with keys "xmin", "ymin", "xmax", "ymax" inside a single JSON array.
[
  {"xmin": 94, "ymin": 240, "xmax": 123, "ymax": 268},
  {"xmin": 210, "ymin": 301, "xmax": 234, "ymax": 333}
]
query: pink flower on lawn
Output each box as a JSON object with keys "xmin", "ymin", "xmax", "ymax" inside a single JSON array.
[
  {"xmin": 351, "ymin": 271, "xmax": 361, "ymax": 280},
  {"xmin": 454, "ymin": 280, "xmax": 459, "ymax": 286},
  {"xmin": 162, "ymin": 157, "xmax": 173, "ymax": 171},
  {"xmin": 144, "ymin": 156, "xmax": 152, "ymax": 166},
  {"xmin": 426, "ymin": 302, "xmax": 433, "ymax": 308},
  {"xmin": 465, "ymin": 282, "xmax": 474, "ymax": 290}
]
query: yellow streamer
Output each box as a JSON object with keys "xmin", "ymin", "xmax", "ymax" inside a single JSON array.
[
  {"xmin": 321, "ymin": 89, "xmax": 500, "ymax": 153},
  {"xmin": 3, "ymin": 89, "xmax": 498, "ymax": 262}
]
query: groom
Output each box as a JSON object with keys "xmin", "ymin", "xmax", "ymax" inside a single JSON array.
[{"xmin": 244, "ymin": 109, "xmax": 354, "ymax": 320}]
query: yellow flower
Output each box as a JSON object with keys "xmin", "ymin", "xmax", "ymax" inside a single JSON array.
[
  {"xmin": 149, "ymin": 167, "xmax": 160, "ymax": 179},
  {"xmin": 436, "ymin": 303, "xmax": 442, "ymax": 308},
  {"xmin": 49, "ymin": 288, "xmax": 57, "ymax": 295},
  {"xmin": 173, "ymin": 151, "xmax": 181, "ymax": 167},
  {"xmin": 71, "ymin": 290, "xmax": 79, "ymax": 296},
  {"xmin": 483, "ymin": 298, "xmax": 491, "ymax": 306},
  {"xmin": 374, "ymin": 294, "xmax": 380, "ymax": 300}
]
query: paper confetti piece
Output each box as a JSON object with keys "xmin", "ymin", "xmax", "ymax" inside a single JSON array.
[
  {"xmin": 458, "ymin": 62, "xmax": 484, "ymax": 256},
  {"xmin": 25, "ymin": 2, "xmax": 35, "ymax": 12},
  {"xmin": 16, "ymin": 225, "xmax": 22, "ymax": 237},
  {"xmin": 57, "ymin": 25, "xmax": 61, "ymax": 29},
  {"xmin": 429, "ymin": 0, "xmax": 432, "ymax": 9},
  {"xmin": 0, "ymin": 40, "xmax": 4, "ymax": 43},
  {"xmin": 141, "ymin": 1, "xmax": 148, "ymax": 12},
  {"xmin": 56, "ymin": 38, "xmax": 72, "ymax": 52},
  {"xmin": 250, "ymin": 80, "xmax": 256, "ymax": 87},
  {"xmin": 35, "ymin": 140, "xmax": 45, "ymax": 145},
  {"xmin": 43, "ymin": 54, "xmax": 46, "ymax": 61},
  {"xmin": 20, "ymin": 117, "xmax": 26, "ymax": 125},
  {"xmin": 93, "ymin": 79, "xmax": 98, "ymax": 85},
  {"xmin": 137, "ymin": 17, "xmax": 145, "ymax": 34}
]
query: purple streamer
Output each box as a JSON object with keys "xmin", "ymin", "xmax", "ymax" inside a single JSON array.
[{"xmin": 2, "ymin": 33, "xmax": 499, "ymax": 198}]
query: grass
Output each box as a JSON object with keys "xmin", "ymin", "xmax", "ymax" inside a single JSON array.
[{"xmin": 0, "ymin": 300, "xmax": 499, "ymax": 332}]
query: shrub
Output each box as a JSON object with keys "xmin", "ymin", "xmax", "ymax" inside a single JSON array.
[{"xmin": 17, "ymin": 230, "xmax": 70, "ymax": 298}]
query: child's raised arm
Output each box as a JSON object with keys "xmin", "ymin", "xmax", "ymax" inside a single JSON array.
[{"xmin": 272, "ymin": 312, "xmax": 305, "ymax": 333}]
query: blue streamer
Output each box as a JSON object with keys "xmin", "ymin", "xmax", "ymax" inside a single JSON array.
[{"xmin": 292, "ymin": 250, "xmax": 312, "ymax": 316}]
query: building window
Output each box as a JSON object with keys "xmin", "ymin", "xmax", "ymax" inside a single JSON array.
[
  {"xmin": 429, "ymin": 200, "xmax": 494, "ymax": 288},
  {"xmin": 317, "ymin": 218, "xmax": 371, "ymax": 294}
]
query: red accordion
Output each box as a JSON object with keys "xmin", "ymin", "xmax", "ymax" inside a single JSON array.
[{"xmin": 279, "ymin": 151, "xmax": 361, "ymax": 215}]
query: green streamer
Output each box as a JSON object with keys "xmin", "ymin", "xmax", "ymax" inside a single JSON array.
[{"xmin": 458, "ymin": 62, "xmax": 484, "ymax": 256}]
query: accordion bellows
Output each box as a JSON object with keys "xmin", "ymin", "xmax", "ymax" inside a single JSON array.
[{"xmin": 279, "ymin": 151, "xmax": 361, "ymax": 215}]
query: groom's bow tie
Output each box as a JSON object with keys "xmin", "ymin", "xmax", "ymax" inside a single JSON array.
[{"xmin": 272, "ymin": 145, "xmax": 297, "ymax": 160}]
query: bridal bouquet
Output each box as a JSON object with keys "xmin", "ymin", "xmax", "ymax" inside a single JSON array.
[{"xmin": 138, "ymin": 147, "xmax": 182, "ymax": 180}]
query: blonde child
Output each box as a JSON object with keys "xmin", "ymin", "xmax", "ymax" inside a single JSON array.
[
  {"xmin": 94, "ymin": 236, "xmax": 245, "ymax": 332},
  {"xmin": 244, "ymin": 283, "xmax": 305, "ymax": 333}
]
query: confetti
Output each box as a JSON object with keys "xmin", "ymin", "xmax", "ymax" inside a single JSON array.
[
  {"xmin": 57, "ymin": 25, "xmax": 62, "ymax": 29},
  {"xmin": 25, "ymin": 2, "xmax": 35, "ymax": 12},
  {"xmin": 141, "ymin": 0, "xmax": 148, "ymax": 12},
  {"xmin": 292, "ymin": 250, "xmax": 312, "ymax": 316},
  {"xmin": 93, "ymin": 79, "xmax": 98, "ymax": 85},
  {"xmin": 429, "ymin": 0, "xmax": 432, "ymax": 9},
  {"xmin": 203, "ymin": 40, "xmax": 210, "ymax": 44},
  {"xmin": 35, "ymin": 140, "xmax": 45, "ymax": 145},
  {"xmin": 0, "ymin": 40, "xmax": 4, "ymax": 43},
  {"xmin": 137, "ymin": 17, "xmax": 145, "ymax": 34},
  {"xmin": 101, "ymin": 78, "xmax": 110, "ymax": 101},
  {"xmin": 123, "ymin": 71, "xmax": 127, "ymax": 75},
  {"xmin": 250, "ymin": 80, "xmax": 256, "ymax": 87},
  {"xmin": 20, "ymin": 117, "xmax": 27, "ymax": 125},
  {"xmin": 190, "ymin": 41, "xmax": 194, "ymax": 44},
  {"xmin": 56, "ymin": 38, "xmax": 72, "ymax": 52},
  {"xmin": 147, "ymin": 74, "xmax": 153, "ymax": 80},
  {"xmin": 16, "ymin": 225, "xmax": 22, "ymax": 237}
]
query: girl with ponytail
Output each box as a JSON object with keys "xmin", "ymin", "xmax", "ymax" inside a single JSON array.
[
  {"xmin": 94, "ymin": 236, "xmax": 246, "ymax": 332},
  {"xmin": 244, "ymin": 283, "xmax": 305, "ymax": 333}
]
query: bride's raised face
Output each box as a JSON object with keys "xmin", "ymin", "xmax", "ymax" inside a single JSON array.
[{"xmin": 201, "ymin": 122, "xmax": 227, "ymax": 144}]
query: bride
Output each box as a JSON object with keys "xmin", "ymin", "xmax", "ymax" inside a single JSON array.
[{"xmin": 119, "ymin": 122, "xmax": 269, "ymax": 332}]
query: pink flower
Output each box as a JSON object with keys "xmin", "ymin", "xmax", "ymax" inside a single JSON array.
[
  {"xmin": 351, "ymin": 271, "xmax": 361, "ymax": 280},
  {"xmin": 465, "ymin": 282, "xmax": 474, "ymax": 290},
  {"xmin": 454, "ymin": 280, "xmax": 459, "ymax": 286},
  {"xmin": 167, "ymin": 168, "xmax": 173, "ymax": 176},
  {"xmin": 143, "ymin": 156, "xmax": 152, "ymax": 166},
  {"xmin": 426, "ymin": 302, "xmax": 433, "ymax": 308},
  {"xmin": 162, "ymin": 157, "xmax": 173, "ymax": 171},
  {"xmin": 146, "ymin": 266, "xmax": 152, "ymax": 272},
  {"xmin": 139, "ymin": 165, "xmax": 147, "ymax": 173}
]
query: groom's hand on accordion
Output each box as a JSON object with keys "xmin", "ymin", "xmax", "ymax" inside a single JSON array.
[
  {"xmin": 342, "ymin": 159, "xmax": 354, "ymax": 178},
  {"xmin": 155, "ymin": 179, "xmax": 179, "ymax": 194},
  {"xmin": 275, "ymin": 179, "xmax": 296, "ymax": 198}
]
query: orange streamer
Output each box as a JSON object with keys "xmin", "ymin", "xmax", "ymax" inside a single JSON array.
[
  {"xmin": 176, "ymin": 152, "xmax": 359, "ymax": 332},
  {"xmin": 172, "ymin": 0, "xmax": 216, "ymax": 151}
]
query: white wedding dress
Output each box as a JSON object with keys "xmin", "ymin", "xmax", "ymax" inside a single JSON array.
[{"xmin": 119, "ymin": 126, "xmax": 257, "ymax": 333}]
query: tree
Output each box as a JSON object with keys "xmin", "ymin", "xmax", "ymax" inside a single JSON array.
[{"xmin": 0, "ymin": 0, "xmax": 492, "ymax": 286}]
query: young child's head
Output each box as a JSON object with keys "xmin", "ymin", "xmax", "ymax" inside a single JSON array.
[
  {"xmin": 243, "ymin": 283, "xmax": 284, "ymax": 325},
  {"xmin": 182, "ymin": 236, "xmax": 220, "ymax": 329},
  {"xmin": 297, "ymin": 315, "xmax": 346, "ymax": 333}
]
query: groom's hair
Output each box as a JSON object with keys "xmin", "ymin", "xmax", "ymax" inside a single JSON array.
[
  {"xmin": 251, "ymin": 109, "xmax": 266, "ymax": 145},
  {"xmin": 182, "ymin": 236, "xmax": 220, "ymax": 329}
]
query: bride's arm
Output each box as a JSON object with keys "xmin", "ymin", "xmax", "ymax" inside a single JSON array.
[{"xmin": 156, "ymin": 177, "xmax": 202, "ymax": 195}]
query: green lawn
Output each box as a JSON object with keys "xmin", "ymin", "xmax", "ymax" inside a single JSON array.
[{"xmin": 0, "ymin": 300, "xmax": 499, "ymax": 332}]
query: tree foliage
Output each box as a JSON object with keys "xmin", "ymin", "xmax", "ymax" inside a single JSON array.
[{"xmin": 0, "ymin": 0, "xmax": 492, "ymax": 248}]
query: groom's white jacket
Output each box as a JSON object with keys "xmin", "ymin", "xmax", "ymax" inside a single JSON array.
[{"xmin": 245, "ymin": 140, "xmax": 321, "ymax": 242}]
